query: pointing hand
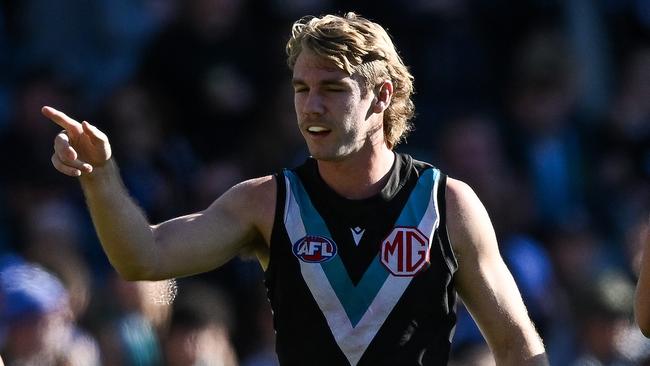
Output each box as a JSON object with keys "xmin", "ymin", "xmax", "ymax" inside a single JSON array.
[{"xmin": 42, "ymin": 106, "xmax": 112, "ymax": 177}]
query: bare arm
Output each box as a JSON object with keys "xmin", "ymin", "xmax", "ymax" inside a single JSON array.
[
  {"xmin": 446, "ymin": 178, "xmax": 547, "ymax": 365},
  {"xmin": 42, "ymin": 106, "xmax": 274, "ymax": 281},
  {"xmin": 81, "ymin": 162, "xmax": 273, "ymax": 280},
  {"xmin": 635, "ymin": 218, "xmax": 650, "ymax": 336}
]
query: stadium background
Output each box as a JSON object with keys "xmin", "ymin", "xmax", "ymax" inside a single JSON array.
[{"xmin": 0, "ymin": 0, "xmax": 648, "ymax": 364}]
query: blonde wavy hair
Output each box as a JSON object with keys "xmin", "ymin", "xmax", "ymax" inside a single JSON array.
[{"xmin": 286, "ymin": 12, "xmax": 415, "ymax": 149}]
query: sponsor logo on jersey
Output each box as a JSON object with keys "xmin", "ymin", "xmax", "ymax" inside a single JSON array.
[
  {"xmin": 293, "ymin": 235, "xmax": 338, "ymax": 263},
  {"xmin": 381, "ymin": 226, "xmax": 430, "ymax": 276}
]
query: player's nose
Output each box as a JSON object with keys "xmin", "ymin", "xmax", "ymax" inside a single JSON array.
[{"xmin": 302, "ymin": 91, "xmax": 325, "ymax": 116}]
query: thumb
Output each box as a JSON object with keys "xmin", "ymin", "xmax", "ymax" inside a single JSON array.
[
  {"xmin": 82, "ymin": 121, "xmax": 106, "ymax": 143},
  {"xmin": 82, "ymin": 121, "xmax": 112, "ymax": 161}
]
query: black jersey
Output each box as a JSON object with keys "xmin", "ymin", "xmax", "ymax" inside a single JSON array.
[{"xmin": 264, "ymin": 153, "xmax": 458, "ymax": 366}]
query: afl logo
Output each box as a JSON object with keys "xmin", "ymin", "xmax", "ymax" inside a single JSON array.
[
  {"xmin": 381, "ymin": 226, "xmax": 430, "ymax": 276},
  {"xmin": 293, "ymin": 235, "xmax": 338, "ymax": 263}
]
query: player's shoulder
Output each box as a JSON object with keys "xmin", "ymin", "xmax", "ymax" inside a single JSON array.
[
  {"xmin": 445, "ymin": 177, "xmax": 477, "ymax": 208},
  {"xmin": 217, "ymin": 175, "xmax": 278, "ymax": 233},
  {"xmin": 445, "ymin": 176, "xmax": 486, "ymax": 225},
  {"xmin": 228, "ymin": 175, "xmax": 277, "ymax": 204},
  {"xmin": 444, "ymin": 177, "xmax": 494, "ymax": 255},
  {"xmin": 445, "ymin": 177, "xmax": 489, "ymax": 239}
]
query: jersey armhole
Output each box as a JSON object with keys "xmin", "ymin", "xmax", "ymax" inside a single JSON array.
[
  {"xmin": 265, "ymin": 171, "xmax": 287, "ymax": 275},
  {"xmin": 437, "ymin": 173, "xmax": 458, "ymax": 274}
]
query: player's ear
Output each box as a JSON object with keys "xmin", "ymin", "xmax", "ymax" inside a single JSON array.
[{"xmin": 373, "ymin": 81, "xmax": 393, "ymax": 113}]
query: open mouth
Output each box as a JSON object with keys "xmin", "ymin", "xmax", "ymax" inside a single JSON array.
[{"xmin": 307, "ymin": 126, "xmax": 331, "ymax": 136}]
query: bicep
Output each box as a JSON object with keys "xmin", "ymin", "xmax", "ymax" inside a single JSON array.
[
  {"xmin": 455, "ymin": 243, "xmax": 531, "ymax": 347},
  {"xmin": 148, "ymin": 177, "xmax": 274, "ymax": 279},
  {"xmin": 447, "ymin": 178, "xmax": 544, "ymax": 361}
]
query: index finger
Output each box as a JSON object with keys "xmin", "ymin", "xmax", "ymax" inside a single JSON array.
[{"xmin": 41, "ymin": 106, "xmax": 83, "ymax": 134}]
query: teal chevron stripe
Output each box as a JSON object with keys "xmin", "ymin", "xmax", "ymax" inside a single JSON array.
[
  {"xmin": 395, "ymin": 168, "xmax": 438, "ymax": 227},
  {"xmin": 285, "ymin": 172, "xmax": 330, "ymax": 238},
  {"xmin": 285, "ymin": 168, "xmax": 439, "ymax": 327},
  {"xmin": 286, "ymin": 171, "xmax": 382, "ymax": 326},
  {"xmin": 322, "ymin": 253, "xmax": 388, "ymax": 326}
]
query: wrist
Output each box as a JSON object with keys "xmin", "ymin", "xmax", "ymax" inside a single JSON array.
[{"xmin": 79, "ymin": 158, "xmax": 118, "ymax": 185}]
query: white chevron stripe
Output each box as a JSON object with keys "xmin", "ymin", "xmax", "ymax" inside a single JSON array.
[{"xmin": 283, "ymin": 172, "xmax": 440, "ymax": 365}]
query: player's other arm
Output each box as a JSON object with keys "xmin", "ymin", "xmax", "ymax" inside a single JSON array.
[
  {"xmin": 42, "ymin": 106, "xmax": 273, "ymax": 281},
  {"xmin": 635, "ymin": 223, "xmax": 650, "ymax": 336},
  {"xmin": 446, "ymin": 178, "xmax": 548, "ymax": 365}
]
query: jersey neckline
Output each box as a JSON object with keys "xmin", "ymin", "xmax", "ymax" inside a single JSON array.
[{"xmin": 301, "ymin": 153, "xmax": 414, "ymax": 208}]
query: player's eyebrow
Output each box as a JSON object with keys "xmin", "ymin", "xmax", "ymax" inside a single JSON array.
[
  {"xmin": 291, "ymin": 78, "xmax": 351, "ymax": 88},
  {"xmin": 291, "ymin": 78, "xmax": 306, "ymax": 87},
  {"xmin": 321, "ymin": 79, "xmax": 350, "ymax": 88}
]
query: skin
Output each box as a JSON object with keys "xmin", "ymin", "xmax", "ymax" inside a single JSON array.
[
  {"xmin": 635, "ymin": 220, "xmax": 650, "ymax": 336},
  {"xmin": 43, "ymin": 46, "xmax": 547, "ymax": 365}
]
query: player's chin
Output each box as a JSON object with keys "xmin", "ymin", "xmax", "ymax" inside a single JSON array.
[
  {"xmin": 307, "ymin": 147, "xmax": 333, "ymax": 161},
  {"xmin": 309, "ymin": 150, "xmax": 348, "ymax": 162},
  {"xmin": 306, "ymin": 142, "xmax": 353, "ymax": 161},
  {"xmin": 308, "ymin": 151, "xmax": 330, "ymax": 161}
]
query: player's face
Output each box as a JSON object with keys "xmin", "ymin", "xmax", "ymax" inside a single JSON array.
[{"xmin": 292, "ymin": 48, "xmax": 380, "ymax": 161}]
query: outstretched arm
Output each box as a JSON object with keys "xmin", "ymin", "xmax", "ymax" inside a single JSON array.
[
  {"xmin": 42, "ymin": 106, "xmax": 274, "ymax": 281},
  {"xmin": 635, "ymin": 218, "xmax": 650, "ymax": 336},
  {"xmin": 447, "ymin": 178, "xmax": 547, "ymax": 365}
]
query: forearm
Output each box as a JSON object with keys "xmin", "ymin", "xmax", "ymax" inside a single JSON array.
[
  {"xmin": 490, "ymin": 311, "xmax": 548, "ymax": 365},
  {"xmin": 636, "ymin": 230, "xmax": 650, "ymax": 336},
  {"xmin": 493, "ymin": 345, "xmax": 548, "ymax": 366},
  {"xmin": 489, "ymin": 321, "xmax": 548, "ymax": 365},
  {"xmin": 80, "ymin": 159, "xmax": 157, "ymax": 280}
]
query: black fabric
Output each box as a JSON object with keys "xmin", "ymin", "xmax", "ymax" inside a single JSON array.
[{"xmin": 264, "ymin": 153, "xmax": 457, "ymax": 366}]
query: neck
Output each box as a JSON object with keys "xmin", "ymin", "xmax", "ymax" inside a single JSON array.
[{"xmin": 316, "ymin": 145, "xmax": 395, "ymax": 200}]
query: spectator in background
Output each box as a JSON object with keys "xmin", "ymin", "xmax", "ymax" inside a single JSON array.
[
  {"xmin": 95, "ymin": 272, "xmax": 173, "ymax": 365},
  {"xmin": 0, "ymin": 72, "xmax": 82, "ymax": 260},
  {"xmin": 436, "ymin": 114, "xmax": 557, "ymax": 363},
  {"xmin": 398, "ymin": 0, "xmax": 494, "ymax": 147},
  {"xmin": 543, "ymin": 223, "xmax": 635, "ymax": 364},
  {"xmin": 0, "ymin": 4, "xmax": 10, "ymax": 130},
  {"xmin": 246, "ymin": 86, "xmax": 309, "ymax": 174},
  {"xmin": 240, "ymin": 284, "xmax": 279, "ymax": 366},
  {"xmin": 139, "ymin": 0, "xmax": 259, "ymax": 161},
  {"xmin": 19, "ymin": 197, "xmax": 95, "ymax": 332},
  {"xmin": 9, "ymin": 0, "xmax": 169, "ymax": 107},
  {"xmin": 164, "ymin": 280, "xmax": 238, "ymax": 366},
  {"xmin": 0, "ymin": 254, "xmax": 100, "ymax": 366},
  {"xmin": 436, "ymin": 113, "xmax": 535, "ymax": 236},
  {"xmin": 0, "ymin": 72, "xmax": 74, "ymax": 191},
  {"xmin": 593, "ymin": 45, "xmax": 650, "ymax": 237},
  {"xmin": 571, "ymin": 270, "xmax": 636, "ymax": 365},
  {"xmin": 505, "ymin": 29, "xmax": 589, "ymax": 230},
  {"xmin": 101, "ymin": 82, "xmax": 199, "ymax": 221}
]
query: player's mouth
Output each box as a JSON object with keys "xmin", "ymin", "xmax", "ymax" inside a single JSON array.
[{"xmin": 306, "ymin": 126, "xmax": 332, "ymax": 137}]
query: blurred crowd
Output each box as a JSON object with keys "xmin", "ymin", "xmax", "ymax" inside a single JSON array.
[{"xmin": 0, "ymin": 0, "xmax": 648, "ymax": 365}]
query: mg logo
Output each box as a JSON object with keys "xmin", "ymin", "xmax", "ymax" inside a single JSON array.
[
  {"xmin": 293, "ymin": 235, "xmax": 338, "ymax": 263},
  {"xmin": 381, "ymin": 227, "xmax": 430, "ymax": 276}
]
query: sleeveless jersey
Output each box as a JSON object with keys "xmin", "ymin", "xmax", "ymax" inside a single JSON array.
[{"xmin": 264, "ymin": 153, "xmax": 458, "ymax": 366}]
